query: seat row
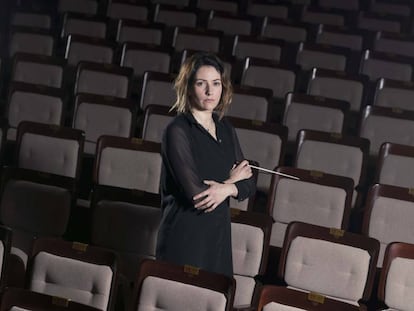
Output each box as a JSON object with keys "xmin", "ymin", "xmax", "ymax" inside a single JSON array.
[
  {"xmin": 1, "ymin": 92, "xmax": 414, "ymax": 192},
  {"xmin": 4, "ymin": 0, "xmax": 414, "ymax": 84},
  {"xmin": 1, "ymin": 120, "xmax": 414, "ymax": 278},
  {"xmin": 8, "ymin": 5, "xmax": 414, "ymax": 57},
  {"xmin": 1, "ymin": 55, "xmax": 414, "ymax": 193},
  {"xmin": 4, "ymin": 24, "xmax": 414, "ymax": 84},
  {"xmin": 9, "ymin": 0, "xmax": 414, "ymax": 36},
  {"xmin": 142, "ymin": 102, "xmax": 414, "ymax": 183},
  {"xmin": 3, "ymin": 50, "xmax": 414, "ymax": 141},
  {"xmin": 3, "ymin": 39, "xmax": 414, "ymax": 117},
  {"xmin": 0, "ymin": 221, "xmax": 413, "ymax": 311},
  {"xmin": 0, "ymin": 119, "xmax": 412, "ymax": 308},
  {"xmin": 0, "ymin": 88, "xmax": 413, "ymax": 205}
]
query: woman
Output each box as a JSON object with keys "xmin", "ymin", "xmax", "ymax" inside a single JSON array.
[{"xmin": 156, "ymin": 52, "xmax": 256, "ymax": 277}]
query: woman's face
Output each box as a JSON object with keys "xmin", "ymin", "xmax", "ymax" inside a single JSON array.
[{"xmin": 190, "ymin": 65, "xmax": 222, "ymax": 112}]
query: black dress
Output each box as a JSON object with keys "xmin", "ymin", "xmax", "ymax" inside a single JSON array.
[{"xmin": 156, "ymin": 112, "xmax": 256, "ymax": 277}]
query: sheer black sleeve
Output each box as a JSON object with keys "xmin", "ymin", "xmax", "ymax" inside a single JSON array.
[
  {"xmin": 229, "ymin": 123, "xmax": 256, "ymax": 201},
  {"xmin": 162, "ymin": 121, "xmax": 208, "ymax": 204}
]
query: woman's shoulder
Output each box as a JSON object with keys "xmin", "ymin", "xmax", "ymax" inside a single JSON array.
[
  {"xmin": 218, "ymin": 115, "xmax": 235, "ymax": 131},
  {"xmin": 167, "ymin": 113, "xmax": 191, "ymax": 129},
  {"xmin": 164, "ymin": 113, "xmax": 192, "ymax": 139}
]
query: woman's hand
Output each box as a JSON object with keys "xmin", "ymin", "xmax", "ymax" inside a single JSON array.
[
  {"xmin": 193, "ymin": 180, "xmax": 237, "ymax": 213},
  {"xmin": 226, "ymin": 160, "xmax": 253, "ymax": 184}
]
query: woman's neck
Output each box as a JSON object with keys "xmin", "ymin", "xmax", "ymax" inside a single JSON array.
[
  {"xmin": 191, "ymin": 110, "xmax": 214, "ymax": 125},
  {"xmin": 191, "ymin": 110, "xmax": 217, "ymax": 138}
]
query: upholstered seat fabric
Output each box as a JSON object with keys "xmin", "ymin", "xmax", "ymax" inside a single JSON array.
[
  {"xmin": 235, "ymin": 128, "xmax": 283, "ymax": 192},
  {"xmin": 297, "ymin": 141, "xmax": 363, "ymax": 185},
  {"xmin": 137, "ymin": 276, "xmax": 227, "ymax": 311},
  {"xmin": 243, "ymin": 67, "xmax": 295, "ymax": 99},
  {"xmin": 98, "ymin": 148, "xmax": 162, "ymax": 193},
  {"xmin": 9, "ymin": 33, "xmax": 54, "ymax": 57},
  {"xmin": 308, "ymin": 77, "xmax": 363, "ymax": 111},
  {"xmin": 19, "ymin": 134, "xmax": 79, "ymax": 177},
  {"xmin": 378, "ymin": 154, "xmax": 414, "ymax": 188},
  {"xmin": 360, "ymin": 115, "xmax": 414, "ymax": 156},
  {"xmin": 375, "ymin": 87, "xmax": 414, "ymax": 111},
  {"xmin": 228, "ymin": 93, "xmax": 268, "ymax": 122},
  {"xmin": 384, "ymin": 257, "xmax": 414, "ymax": 310},
  {"xmin": 175, "ymin": 33, "xmax": 220, "ymax": 53},
  {"xmin": 297, "ymin": 50, "xmax": 346, "ymax": 71},
  {"xmin": 369, "ymin": 197, "xmax": 414, "ymax": 267},
  {"xmin": 30, "ymin": 252, "xmax": 112, "ymax": 310},
  {"xmin": 122, "ymin": 50, "xmax": 170, "ymax": 77},
  {"xmin": 1, "ymin": 180, "xmax": 71, "ymax": 235},
  {"xmin": 74, "ymin": 103, "xmax": 132, "ymax": 154},
  {"xmin": 271, "ymin": 179, "xmax": 347, "ymax": 247},
  {"xmin": 143, "ymin": 114, "xmax": 173, "ymax": 143},
  {"xmin": 285, "ymin": 237, "xmax": 370, "ymax": 304},
  {"xmin": 362, "ymin": 59, "xmax": 411, "ymax": 82},
  {"xmin": 13, "ymin": 62, "xmax": 63, "ymax": 87},
  {"xmin": 263, "ymin": 302, "xmax": 306, "ymax": 311},
  {"xmin": 77, "ymin": 71, "xmax": 129, "ymax": 98},
  {"xmin": 285, "ymin": 103, "xmax": 344, "ymax": 142},
  {"xmin": 67, "ymin": 43, "xmax": 113, "ymax": 66},
  {"xmin": 8, "ymin": 95, "xmax": 63, "ymax": 141},
  {"xmin": 232, "ymin": 222, "xmax": 264, "ymax": 306}
]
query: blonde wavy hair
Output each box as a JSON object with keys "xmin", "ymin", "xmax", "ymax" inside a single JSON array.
[{"xmin": 171, "ymin": 52, "xmax": 233, "ymax": 119}]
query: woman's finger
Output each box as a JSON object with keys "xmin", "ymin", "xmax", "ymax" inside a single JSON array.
[
  {"xmin": 193, "ymin": 190, "xmax": 208, "ymax": 201},
  {"xmin": 194, "ymin": 196, "xmax": 210, "ymax": 209},
  {"xmin": 204, "ymin": 203, "xmax": 217, "ymax": 213},
  {"xmin": 194, "ymin": 180, "xmax": 216, "ymax": 201}
]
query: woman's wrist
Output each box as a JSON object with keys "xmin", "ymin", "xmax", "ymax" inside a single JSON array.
[{"xmin": 223, "ymin": 182, "xmax": 238, "ymax": 198}]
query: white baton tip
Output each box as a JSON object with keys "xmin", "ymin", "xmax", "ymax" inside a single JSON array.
[{"xmin": 248, "ymin": 164, "xmax": 300, "ymax": 180}]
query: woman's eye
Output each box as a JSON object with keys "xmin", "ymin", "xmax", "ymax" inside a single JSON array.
[
  {"xmin": 195, "ymin": 81, "xmax": 204, "ymax": 87},
  {"xmin": 214, "ymin": 82, "xmax": 221, "ymax": 86}
]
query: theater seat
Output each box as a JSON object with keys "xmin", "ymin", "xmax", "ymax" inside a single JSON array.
[{"xmin": 130, "ymin": 259, "xmax": 235, "ymax": 311}]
